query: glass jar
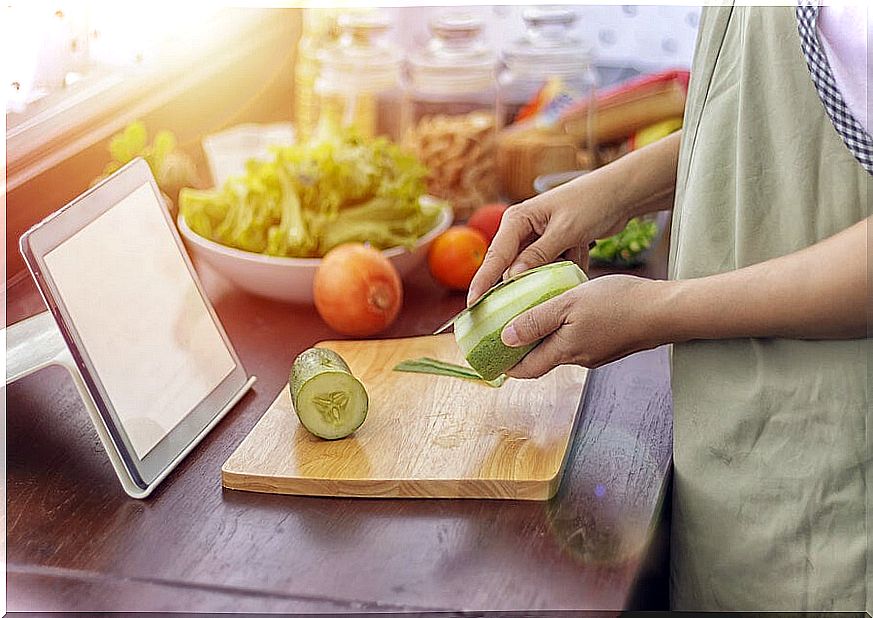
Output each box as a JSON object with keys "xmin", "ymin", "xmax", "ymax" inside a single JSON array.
[
  {"xmin": 293, "ymin": 9, "xmax": 341, "ymax": 143},
  {"xmin": 498, "ymin": 7, "xmax": 596, "ymax": 126},
  {"xmin": 496, "ymin": 7, "xmax": 597, "ymax": 201},
  {"xmin": 314, "ymin": 12, "xmax": 403, "ymax": 142},
  {"xmin": 404, "ymin": 12, "xmax": 499, "ymax": 219}
]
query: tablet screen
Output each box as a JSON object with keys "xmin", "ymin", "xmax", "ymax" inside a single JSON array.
[{"xmin": 43, "ymin": 182, "xmax": 236, "ymax": 458}]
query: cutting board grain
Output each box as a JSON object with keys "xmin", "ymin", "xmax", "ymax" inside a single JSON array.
[{"xmin": 221, "ymin": 333, "xmax": 588, "ymax": 500}]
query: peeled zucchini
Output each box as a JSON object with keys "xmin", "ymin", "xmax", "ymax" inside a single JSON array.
[
  {"xmin": 289, "ymin": 347, "xmax": 368, "ymax": 440},
  {"xmin": 453, "ymin": 261, "xmax": 588, "ymax": 381}
]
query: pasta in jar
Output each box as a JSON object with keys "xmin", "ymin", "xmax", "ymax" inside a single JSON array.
[{"xmin": 405, "ymin": 111, "xmax": 498, "ymax": 220}]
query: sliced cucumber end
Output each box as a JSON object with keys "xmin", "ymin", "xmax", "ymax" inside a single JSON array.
[{"xmin": 294, "ymin": 371, "xmax": 369, "ymax": 440}]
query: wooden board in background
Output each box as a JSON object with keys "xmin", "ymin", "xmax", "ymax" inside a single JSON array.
[{"xmin": 221, "ymin": 334, "xmax": 588, "ymax": 500}]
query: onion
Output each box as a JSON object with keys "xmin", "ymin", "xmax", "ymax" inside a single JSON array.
[{"xmin": 313, "ymin": 244, "xmax": 403, "ymax": 337}]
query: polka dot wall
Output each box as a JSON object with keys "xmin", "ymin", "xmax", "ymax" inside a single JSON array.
[{"xmin": 391, "ymin": 5, "xmax": 702, "ymax": 73}]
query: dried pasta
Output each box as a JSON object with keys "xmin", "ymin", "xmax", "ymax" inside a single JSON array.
[{"xmin": 405, "ymin": 111, "xmax": 498, "ymax": 220}]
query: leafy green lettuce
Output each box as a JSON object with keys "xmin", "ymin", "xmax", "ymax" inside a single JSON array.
[{"xmin": 179, "ymin": 127, "xmax": 440, "ymax": 258}]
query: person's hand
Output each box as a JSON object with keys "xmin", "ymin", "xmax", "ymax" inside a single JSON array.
[
  {"xmin": 466, "ymin": 176, "xmax": 632, "ymax": 306},
  {"xmin": 500, "ymin": 275, "xmax": 671, "ymax": 378}
]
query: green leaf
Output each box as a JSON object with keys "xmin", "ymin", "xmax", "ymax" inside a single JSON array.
[
  {"xmin": 589, "ymin": 216, "xmax": 659, "ymax": 264},
  {"xmin": 150, "ymin": 129, "xmax": 177, "ymax": 169},
  {"xmin": 109, "ymin": 121, "xmax": 149, "ymax": 164}
]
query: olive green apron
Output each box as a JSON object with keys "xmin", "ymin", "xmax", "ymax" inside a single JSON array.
[{"xmin": 669, "ymin": 5, "xmax": 870, "ymax": 610}]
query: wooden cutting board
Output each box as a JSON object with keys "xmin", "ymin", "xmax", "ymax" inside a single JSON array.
[{"xmin": 221, "ymin": 334, "xmax": 588, "ymax": 500}]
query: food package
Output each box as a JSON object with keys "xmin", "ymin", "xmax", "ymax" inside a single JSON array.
[
  {"xmin": 496, "ymin": 70, "xmax": 690, "ymax": 201},
  {"xmin": 560, "ymin": 70, "xmax": 689, "ymax": 144},
  {"xmin": 496, "ymin": 129, "xmax": 579, "ymax": 202},
  {"xmin": 628, "ymin": 116, "xmax": 684, "ymax": 151}
]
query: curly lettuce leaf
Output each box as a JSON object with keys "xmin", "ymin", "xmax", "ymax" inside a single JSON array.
[{"xmin": 180, "ymin": 126, "xmax": 435, "ymax": 258}]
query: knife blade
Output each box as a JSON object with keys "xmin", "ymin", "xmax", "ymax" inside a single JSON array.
[{"xmin": 432, "ymin": 309, "xmax": 465, "ymax": 335}]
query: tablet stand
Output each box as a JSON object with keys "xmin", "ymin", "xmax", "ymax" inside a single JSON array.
[{"xmin": 5, "ymin": 311, "xmax": 256, "ymax": 499}]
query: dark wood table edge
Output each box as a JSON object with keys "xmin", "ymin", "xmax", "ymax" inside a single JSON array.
[{"xmin": 7, "ymin": 563, "xmax": 450, "ymax": 614}]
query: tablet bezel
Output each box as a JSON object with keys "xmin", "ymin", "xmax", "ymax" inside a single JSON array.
[{"xmin": 20, "ymin": 158, "xmax": 249, "ymax": 489}]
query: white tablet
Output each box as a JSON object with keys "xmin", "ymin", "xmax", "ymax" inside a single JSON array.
[{"xmin": 20, "ymin": 158, "xmax": 251, "ymax": 490}]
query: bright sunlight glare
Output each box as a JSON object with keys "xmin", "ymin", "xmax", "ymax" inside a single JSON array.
[{"xmin": 4, "ymin": 1, "xmax": 220, "ymax": 113}]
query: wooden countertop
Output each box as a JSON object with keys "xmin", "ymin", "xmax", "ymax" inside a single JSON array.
[{"xmin": 5, "ymin": 242, "xmax": 673, "ymax": 612}]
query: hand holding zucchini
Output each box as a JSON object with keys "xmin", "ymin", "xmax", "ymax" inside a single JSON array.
[
  {"xmin": 452, "ymin": 261, "xmax": 588, "ymax": 380},
  {"xmin": 289, "ymin": 348, "xmax": 368, "ymax": 440}
]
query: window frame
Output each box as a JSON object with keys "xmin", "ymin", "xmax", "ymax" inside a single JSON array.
[{"xmin": 6, "ymin": 8, "xmax": 292, "ymax": 193}]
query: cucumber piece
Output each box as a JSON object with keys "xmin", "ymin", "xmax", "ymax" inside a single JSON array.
[
  {"xmin": 393, "ymin": 357, "xmax": 506, "ymax": 387},
  {"xmin": 289, "ymin": 347, "xmax": 369, "ymax": 440},
  {"xmin": 453, "ymin": 261, "xmax": 588, "ymax": 381}
]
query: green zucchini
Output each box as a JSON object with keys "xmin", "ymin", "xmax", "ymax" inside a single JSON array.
[
  {"xmin": 453, "ymin": 261, "xmax": 588, "ymax": 381},
  {"xmin": 289, "ymin": 347, "xmax": 368, "ymax": 440}
]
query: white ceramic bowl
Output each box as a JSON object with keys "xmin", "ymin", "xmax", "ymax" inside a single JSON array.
[{"xmin": 178, "ymin": 199, "xmax": 452, "ymax": 304}]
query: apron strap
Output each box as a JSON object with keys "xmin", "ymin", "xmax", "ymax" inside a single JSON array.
[{"xmin": 796, "ymin": 2, "xmax": 873, "ymax": 175}]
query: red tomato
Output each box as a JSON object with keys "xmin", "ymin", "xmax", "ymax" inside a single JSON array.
[
  {"xmin": 428, "ymin": 226, "xmax": 488, "ymax": 290},
  {"xmin": 467, "ymin": 203, "xmax": 509, "ymax": 244}
]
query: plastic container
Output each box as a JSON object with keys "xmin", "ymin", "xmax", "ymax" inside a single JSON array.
[
  {"xmin": 403, "ymin": 12, "xmax": 499, "ymax": 220},
  {"xmin": 533, "ymin": 169, "xmax": 669, "ymax": 267},
  {"xmin": 314, "ymin": 12, "xmax": 403, "ymax": 142}
]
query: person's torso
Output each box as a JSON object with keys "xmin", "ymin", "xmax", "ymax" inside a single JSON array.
[{"xmin": 668, "ymin": 5, "xmax": 870, "ymax": 611}]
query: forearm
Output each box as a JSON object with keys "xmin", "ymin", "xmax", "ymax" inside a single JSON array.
[
  {"xmin": 654, "ymin": 217, "xmax": 869, "ymax": 343},
  {"xmin": 560, "ymin": 130, "xmax": 681, "ymax": 220}
]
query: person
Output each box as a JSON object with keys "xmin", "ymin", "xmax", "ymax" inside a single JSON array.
[{"xmin": 467, "ymin": 4, "xmax": 870, "ymax": 611}]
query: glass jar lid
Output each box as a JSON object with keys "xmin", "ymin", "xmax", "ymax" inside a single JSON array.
[
  {"xmin": 408, "ymin": 12, "xmax": 497, "ymax": 95},
  {"xmin": 317, "ymin": 12, "xmax": 402, "ymax": 93},
  {"xmin": 501, "ymin": 6, "xmax": 592, "ymax": 77}
]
